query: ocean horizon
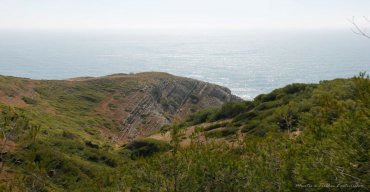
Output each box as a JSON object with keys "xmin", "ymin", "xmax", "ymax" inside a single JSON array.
[{"xmin": 1, "ymin": 29, "xmax": 369, "ymax": 99}]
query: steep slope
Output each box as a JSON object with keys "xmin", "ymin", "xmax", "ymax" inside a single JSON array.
[
  {"xmin": 125, "ymin": 75, "xmax": 369, "ymax": 191},
  {"xmin": 0, "ymin": 72, "xmax": 239, "ymax": 191},
  {"xmin": 154, "ymin": 76, "xmax": 369, "ymax": 144},
  {"xmin": 1, "ymin": 74, "xmax": 368, "ymax": 191},
  {"xmin": 0, "ymin": 72, "xmax": 240, "ymax": 143}
]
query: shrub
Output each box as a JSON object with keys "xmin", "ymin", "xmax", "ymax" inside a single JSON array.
[
  {"xmin": 78, "ymin": 95, "xmax": 99, "ymax": 103},
  {"xmin": 282, "ymin": 83, "xmax": 307, "ymax": 94},
  {"xmin": 260, "ymin": 92, "xmax": 277, "ymax": 102},
  {"xmin": 189, "ymin": 94, "xmax": 199, "ymax": 104},
  {"xmin": 62, "ymin": 131, "xmax": 76, "ymax": 139},
  {"xmin": 216, "ymin": 102, "xmax": 247, "ymax": 120},
  {"xmin": 233, "ymin": 111, "xmax": 258, "ymax": 123},
  {"xmin": 254, "ymin": 103, "xmax": 270, "ymax": 111},
  {"xmin": 124, "ymin": 138, "xmax": 171, "ymax": 159},
  {"xmin": 85, "ymin": 141, "xmax": 99, "ymax": 149},
  {"xmin": 241, "ymin": 123, "xmax": 258, "ymax": 133},
  {"xmin": 186, "ymin": 108, "xmax": 218, "ymax": 125},
  {"xmin": 203, "ymin": 122, "xmax": 225, "ymax": 131},
  {"xmin": 22, "ymin": 96, "xmax": 37, "ymax": 104},
  {"xmin": 108, "ymin": 103, "xmax": 118, "ymax": 110},
  {"xmin": 205, "ymin": 127, "xmax": 238, "ymax": 138},
  {"xmin": 252, "ymin": 128, "xmax": 266, "ymax": 137}
]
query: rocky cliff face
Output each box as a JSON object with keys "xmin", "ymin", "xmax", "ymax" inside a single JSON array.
[
  {"xmin": 114, "ymin": 75, "xmax": 240, "ymax": 140},
  {"xmin": 0, "ymin": 72, "xmax": 241, "ymax": 142}
]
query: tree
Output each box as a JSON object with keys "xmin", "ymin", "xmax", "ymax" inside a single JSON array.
[
  {"xmin": 277, "ymin": 104, "xmax": 298, "ymax": 135},
  {"xmin": 349, "ymin": 16, "xmax": 370, "ymax": 39},
  {"xmin": 168, "ymin": 125, "xmax": 184, "ymax": 192}
]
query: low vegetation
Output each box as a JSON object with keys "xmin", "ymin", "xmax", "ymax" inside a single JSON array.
[
  {"xmin": 122, "ymin": 138, "xmax": 171, "ymax": 159},
  {"xmin": 0, "ymin": 73, "xmax": 369, "ymax": 191}
]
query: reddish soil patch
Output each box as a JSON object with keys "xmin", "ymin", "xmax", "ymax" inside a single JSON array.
[
  {"xmin": 0, "ymin": 139, "xmax": 16, "ymax": 153},
  {"xmin": 0, "ymin": 96, "xmax": 28, "ymax": 108}
]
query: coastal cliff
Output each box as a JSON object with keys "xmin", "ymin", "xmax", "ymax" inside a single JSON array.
[{"xmin": 0, "ymin": 72, "xmax": 240, "ymax": 142}]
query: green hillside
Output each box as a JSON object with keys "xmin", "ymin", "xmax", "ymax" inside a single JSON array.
[{"xmin": 0, "ymin": 73, "xmax": 369, "ymax": 191}]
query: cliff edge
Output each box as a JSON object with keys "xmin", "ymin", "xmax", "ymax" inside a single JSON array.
[{"xmin": 0, "ymin": 72, "xmax": 241, "ymax": 142}]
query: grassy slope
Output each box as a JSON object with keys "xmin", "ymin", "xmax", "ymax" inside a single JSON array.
[
  {"xmin": 181, "ymin": 78, "xmax": 362, "ymax": 139},
  {"xmin": 0, "ymin": 74, "xmax": 369, "ymax": 191},
  {"xmin": 0, "ymin": 73, "xmax": 176, "ymax": 191},
  {"xmin": 0, "ymin": 75, "xmax": 139, "ymax": 191}
]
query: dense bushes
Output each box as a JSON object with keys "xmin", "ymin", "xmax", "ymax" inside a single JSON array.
[
  {"xmin": 241, "ymin": 121, "xmax": 258, "ymax": 133},
  {"xmin": 21, "ymin": 96, "xmax": 37, "ymax": 104},
  {"xmin": 123, "ymin": 138, "xmax": 171, "ymax": 159},
  {"xmin": 215, "ymin": 101, "xmax": 251, "ymax": 119},
  {"xmin": 186, "ymin": 101, "xmax": 254, "ymax": 125},
  {"xmin": 186, "ymin": 77, "xmax": 365, "ymax": 137},
  {"xmin": 186, "ymin": 108, "xmax": 217, "ymax": 125},
  {"xmin": 203, "ymin": 122, "xmax": 228, "ymax": 131},
  {"xmin": 205, "ymin": 127, "xmax": 238, "ymax": 138}
]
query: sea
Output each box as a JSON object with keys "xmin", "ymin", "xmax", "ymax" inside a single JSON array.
[{"xmin": 0, "ymin": 29, "xmax": 369, "ymax": 100}]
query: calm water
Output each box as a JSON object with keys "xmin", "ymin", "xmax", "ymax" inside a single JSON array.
[{"xmin": 0, "ymin": 30, "xmax": 369, "ymax": 99}]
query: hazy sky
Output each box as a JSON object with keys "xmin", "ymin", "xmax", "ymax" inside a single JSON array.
[{"xmin": 0, "ymin": 0, "xmax": 369, "ymax": 31}]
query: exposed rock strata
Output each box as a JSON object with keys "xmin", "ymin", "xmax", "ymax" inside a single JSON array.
[
  {"xmin": 117, "ymin": 77, "xmax": 240, "ymax": 139},
  {"xmin": 0, "ymin": 72, "xmax": 241, "ymax": 141}
]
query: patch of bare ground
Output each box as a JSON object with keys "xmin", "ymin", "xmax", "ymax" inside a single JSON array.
[
  {"xmin": 289, "ymin": 128, "xmax": 302, "ymax": 139},
  {"xmin": 0, "ymin": 96, "xmax": 28, "ymax": 108},
  {"xmin": 0, "ymin": 139, "xmax": 16, "ymax": 153},
  {"xmin": 98, "ymin": 127, "xmax": 127, "ymax": 148},
  {"xmin": 0, "ymin": 80, "xmax": 39, "ymax": 108},
  {"xmin": 0, "ymin": 168, "xmax": 16, "ymax": 184}
]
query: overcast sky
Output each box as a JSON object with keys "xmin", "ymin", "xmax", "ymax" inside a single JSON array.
[{"xmin": 0, "ymin": 0, "xmax": 369, "ymax": 31}]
